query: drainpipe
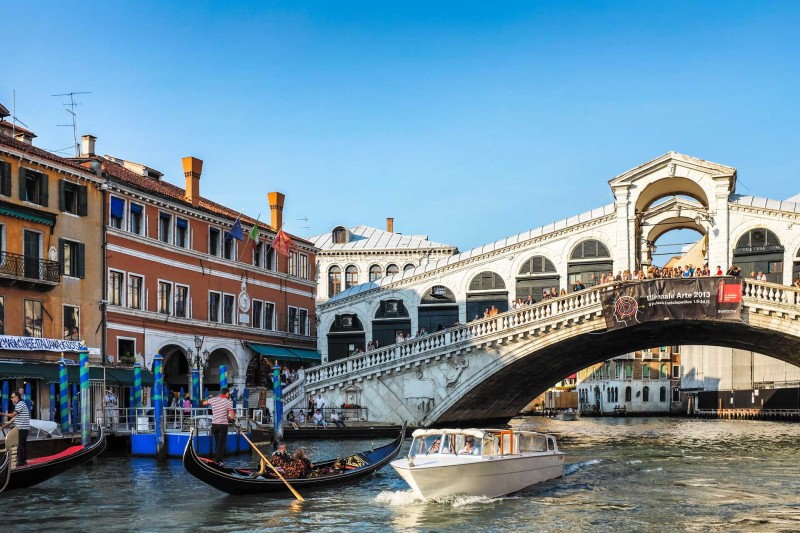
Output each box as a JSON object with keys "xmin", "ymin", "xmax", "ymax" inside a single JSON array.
[{"xmin": 100, "ymin": 176, "xmax": 109, "ymax": 422}]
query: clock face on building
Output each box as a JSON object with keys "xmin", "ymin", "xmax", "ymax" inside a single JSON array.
[{"xmin": 238, "ymin": 291, "xmax": 251, "ymax": 313}]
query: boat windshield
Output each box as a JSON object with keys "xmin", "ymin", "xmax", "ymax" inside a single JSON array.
[
  {"xmin": 409, "ymin": 434, "xmax": 444, "ymax": 457},
  {"xmin": 409, "ymin": 433, "xmax": 483, "ymax": 457}
]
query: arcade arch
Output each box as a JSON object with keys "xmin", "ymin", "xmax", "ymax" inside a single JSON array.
[
  {"xmin": 418, "ymin": 285, "xmax": 459, "ymax": 333},
  {"xmin": 160, "ymin": 344, "xmax": 190, "ymax": 392},
  {"xmin": 635, "ymin": 177, "xmax": 710, "ymax": 213},
  {"xmin": 327, "ymin": 313, "xmax": 366, "ymax": 362},
  {"xmin": 204, "ymin": 348, "xmax": 237, "ymax": 392},
  {"xmin": 568, "ymin": 239, "xmax": 612, "ymax": 290},
  {"xmin": 466, "ymin": 272, "xmax": 508, "ymax": 320},
  {"xmin": 516, "ymin": 255, "xmax": 559, "ymax": 301}
]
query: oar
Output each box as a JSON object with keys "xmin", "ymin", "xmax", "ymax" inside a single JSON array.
[{"xmin": 237, "ymin": 426, "xmax": 305, "ymax": 502}]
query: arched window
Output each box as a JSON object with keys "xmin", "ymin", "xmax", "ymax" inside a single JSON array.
[
  {"xmin": 642, "ymin": 364, "xmax": 650, "ymax": 379},
  {"xmin": 468, "ymin": 272, "xmax": 506, "ymax": 291},
  {"xmin": 368, "ymin": 264, "xmax": 383, "ymax": 282},
  {"xmin": 660, "ymin": 364, "xmax": 668, "ymax": 379},
  {"xmin": 328, "ymin": 266, "xmax": 342, "ymax": 297},
  {"xmin": 517, "ymin": 255, "xmax": 559, "ymax": 299},
  {"xmin": 345, "ymin": 265, "xmax": 358, "ymax": 289},
  {"xmin": 518, "ymin": 256, "xmax": 557, "ymax": 275},
  {"xmin": 642, "ymin": 386, "xmax": 650, "ymax": 402},
  {"xmin": 570, "ymin": 240, "xmax": 611, "ymax": 260},
  {"xmin": 625, "ymin": 364, "xmax": 633, "ymax": 379},
  {"xmin": 332, "ymin": 226, "xmax": 349, "ymax": 244},
  {"xmin": 386, "ymin": 264, "xmax": 400, "ymax": 276},
  {"xmin": 404, "ymin": 263, "xmax": 415, "ymax": 272},
  {"xmin": 735, "ymin": 228, "xmax": 782, "ymax": 249},
  {"xmin": 733, "ymin": 228, "xmax": 785, "ymax": 283},
  {"xmin": 568, "ymin": 239, "xmax": 612, "ymax": 291},
  {"xmin": 659, "ymin": 386, "xmax": 667, "ymax": 402},
  {"xmin": 614, "ymin": 387, "xmax": 619, "ymax": 402},
  {"xmin": 607, "ymin": 388, "xmax": 612, "ymax": 402},
  {"xmin": 625, "ymin": 386, "xmax": 632, "ymax": 402}
]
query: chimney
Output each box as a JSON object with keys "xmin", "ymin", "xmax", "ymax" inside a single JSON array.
[
  {"xmin": 387, "ymin": 217, "xmax": 394, "ymax": 233},
  {"xmin": 182, "ymin": 156, "xmax": 203, "ymax": 208},
  {"xmin": 80, "ymin": 135, "xmax": 96, "ymax": 157},
  {"xmin": 268, "ymin": 191, "xmax": 285, "ymax": 230}
]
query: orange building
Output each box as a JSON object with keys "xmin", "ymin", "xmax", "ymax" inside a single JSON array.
[
  {"xmin": 72, "ymin": 136, "xmax": 318, "ymax": 395},
  {"xmin": 0, "ymin": 113, "xmax": 104, "ymax": 419}
]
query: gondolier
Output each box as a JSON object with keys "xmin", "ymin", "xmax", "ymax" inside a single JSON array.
[
  {"xmin": 203, "ymin": 388, "xmax": 234, "ymax": 464},
  {"xmin": 2, "ymin": 391, "xmax": 31, "ymax": 466}
]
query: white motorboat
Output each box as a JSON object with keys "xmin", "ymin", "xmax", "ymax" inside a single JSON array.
[
  {"xmin": 391, "ymin": 428, "xmax": 565, "ymax": 500},
  {"xmin": 555, "ymin": 408, "xmax": 579, "ymax": 421}
]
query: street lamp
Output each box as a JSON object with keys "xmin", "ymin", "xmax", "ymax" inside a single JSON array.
[{"xmin": 194, "ymin": 335, "xmax": 204, "ymax": 399}]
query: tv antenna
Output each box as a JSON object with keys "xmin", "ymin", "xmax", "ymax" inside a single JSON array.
[
  {"xmin": 2, "ymin": 90, "xmax": 32, "ymax": 138},
  {"xmin": 297, "ymin": 217, "xmax": 310, "ymax": 233},
  {"xmin": 52, "ymin": 91, "xmax": 91, "ymax": 156}
]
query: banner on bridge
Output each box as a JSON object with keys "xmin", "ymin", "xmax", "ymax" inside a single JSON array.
[{"xmin": 602, "ymin": 276, "xmax": 743, "ymax": 331}]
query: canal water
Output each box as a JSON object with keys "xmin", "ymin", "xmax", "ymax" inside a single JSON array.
[{"xmin": 6, "ymin": 417, "xmax": 800, "ymax": 532}]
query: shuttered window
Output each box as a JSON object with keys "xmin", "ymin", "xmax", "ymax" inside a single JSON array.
[
  {"xmin": 59, "ymin": 238, "xmax": 85, "ymax": 278},
  {"xmin": 0, "ymin": 160, "xmax": 11, "ymax": 196}
]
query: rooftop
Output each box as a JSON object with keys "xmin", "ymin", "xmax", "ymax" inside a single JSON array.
[{"xmin": 310, "ymin": 225, "xmax": 457, "ymax": 252}]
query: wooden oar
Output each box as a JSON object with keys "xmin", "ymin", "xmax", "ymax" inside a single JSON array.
[{"xmin": 237, "ymin": 427, "xmax": 305, "ymax": 501}]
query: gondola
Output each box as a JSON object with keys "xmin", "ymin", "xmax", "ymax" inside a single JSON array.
[
  {"xmin": 183, "ymin": 424, "xmax": 405, "ymax": 495},
  {"xmin": 0, "ymin": 450, "xmax": 9, "ymax": 493},
  {"xmin": 3, "ymin": 427, "xmax": 106, "ymax": 491}
]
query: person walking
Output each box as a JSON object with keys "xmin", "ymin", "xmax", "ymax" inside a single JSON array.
[
  {"xmin": 2, "ymin": 391, "xmax": 31, "ymax": 466},
  {"xmin": 203, "ymin": 387, "xmax": 234, "ymax": 464},
  {"xmin": 104, "ymin": 388, "xmax": 118, "ymax": 428}
]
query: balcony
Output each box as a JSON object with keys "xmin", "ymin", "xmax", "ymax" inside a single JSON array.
[{"xmin": 0, "ymin": 251, "xmax": 61, "ymax": 290}]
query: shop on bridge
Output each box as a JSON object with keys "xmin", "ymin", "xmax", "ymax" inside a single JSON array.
[
  {"xmin": 372, "ymin": 299, "xmax": 411, "ymax": 348},
  {"xmin": 568, "ymin": 239, "xmax": 613, "ymax": 290},
  {"xmin": 732, "ymin": 228, "xmax": 784, "ymax": 284},
  {"xmin": 466, "ymin": 272, "xmax": 508, "ymax": 320},
  {"xmin": 418, "ymin": 285, "xmax": 459, "ymax": 332},
  {"xmin": 516, "ymin": 255, "xmax": 560, "ymax": 301},
  {"xmin": 327, "ymin": 313, "xmax": 366, "ymax": 361}
]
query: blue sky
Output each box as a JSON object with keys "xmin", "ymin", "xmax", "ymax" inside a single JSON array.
[{"xmin": 4, "ymin": 2, "xmax": 800, "ymax": 253}]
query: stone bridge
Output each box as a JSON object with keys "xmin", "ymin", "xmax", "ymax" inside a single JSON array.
[{"xmin": 307, "ymin": 280, "xmax": 800, "ymax": 426}]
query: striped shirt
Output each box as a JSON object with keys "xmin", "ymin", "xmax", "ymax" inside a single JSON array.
[
  {"xmin": 207, "ymin": 396, "xmax": 233, "ymax": 425},
  {"xmin": 13, "ymin": 401, "xmax": 31, "ymax": 430}
]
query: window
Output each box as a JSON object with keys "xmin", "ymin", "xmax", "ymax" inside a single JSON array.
[
  {"xmin": 332, "ymin": 227, "xmax": 348, "ymax": 243},
  {"xmin": 223, "ymin": 294, "xmax": 235, "ymax": 324},
  {"xmin": 671, "ymin": 387, "xmax": 679, "ymax": 402},
  {"xmin": 129, "ymin": 203, "xmax": 144, "ymax": 234},
  {"xmin": 0, "ymin": 296, "xmax": 3, "ymax": 334},
  {"xmin": 158, "ymin": 281, "xmax": 172, "ymax": 314},
  {"xmin": 175, "ymin": 284, "xmax": 189, "ymax": 318},
  {"xmin": 404, "ymin": 264, "xmax": 415, "ymax": 272},
  {"xmin": 672, "ymin": 346, "xmax": 680, "ymax": 354},
  {"xmin": 118, "ymin": 338, "xmax": 135, "ymax": 364},
  {"xmin": 386, "ymin": 264, "xmax": 400, "ymax": 276},
  {"xmin": 109, "ymin": 271, "xmax": 124, "ymax": 306},
  {"xmin": 625, "ymin": 386, "xmax": 632, "ymax": 402},
  {"xmin": 264, "ymin": 302, "xmax": 275, "ymax": 330},
  {"xmin": 642, "ymin": 364, "xmax": 650, "ymax": 380},
  {"xmin": 21, "ymin": 168, "xmax": 48, "ymax": 206},
  {"xmin": 288, "ymin": 306, "xmax": 298, "ymax": 334},
  {"xmin": 209, "ymin": 227, "xmax": 221, "ymax": 256},
  {"xmin": 345, "ymin": 265, "xmax": 358, "ymax": 288},
  {"xmin": 288, "ymin": 251, "xmax": 298, "ymax": 276},
  {"xmin": 252, "ymin": 300, "xmax": 263, "ymax": 328},
  {"xmin": 0, "ymin": 160, "xmax": 11, "ymax": 196},
  {"xmin": 768, "ymin": 261, "xmax": 783, "ymax": 274},
  {"xmin": 223, "ymin": 235, "xmax": 235, "ymax": 260},
  {"xmin": 266, "ymin": 247, "xmax": 277, "ymax": 271},
  {"xmin": 299, "ymin": 253, "xmax": 309, "ymax": 279},
  {"xmin": 60, "ymin": 239, "xmax": 85, "ymax": 278},
  {"xmin": 328, "ymin": 266, "xmax": 342, "ymax": 297},
  {"xmin": 23, "ymin": 299, "xmax": 43, "ymax": 337},
  {"xmin": 625, "ymin": 364, "xmax": 633, "ymax": 379},
  {"xmin": 159, "ymin": 212, "xmax": 172, "ymax": 244},
  {"xmin": 63, "ymin": 305, "xmax": 80, "ymax": 340},
  {"xmin": 672, "ymin": 365, "xmax": 680, "ymax": 379},
  {"xmin": 59, "ymin": 180, "xmax": 87, "ymax": 216},
  {"xmin": 128, "ymin": 275, "xmax": 143, "ymax": 310},
  {"xmin": 254, "ymin": 242, "xmax": 263, "ymax": 267},
  {"xmin": 176, "ymin": 218, "xmax": 188, "ymax": 248},
  {"xmin": 110, "ymin": 196, "xmax": 125, "ymax": 229},
  {"xmin": 209, "ymin": 292, "xmax": 221, "ymax": 322},
  {"xmin": 642, "ymin": 386, "xmax": 650, "ymax": 402},
  {"xmin": 660, "ymin": 364, "xmax": 668, "ymax": 379},
  {"xmin": 661, "ymin": 386, "xmax": 668, "ymax": 402},
  {"xmin": 298, "ymin": 308, "xmax": 308, "ymax": 336},
  {"xmin": 369, "ymin": 265, "xmax": 383, "ymax": 282}
]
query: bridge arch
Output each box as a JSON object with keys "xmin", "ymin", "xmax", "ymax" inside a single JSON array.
[
  {"xmin": 327, "ymin": 313, "xmax": 366, "ymax": 361},
  {"xmin": 731, "ymin": 227, "xmax": 785, "ymax": 283},
  {"xmin": 635, "ymin": 177, "xmax": 711, "ymax": 213},
  {"xmin": 466, "ymin": 271, "xmax": 508, "ymax": 320},
  {"xmin": 515, "ymin": 255, "xmax": 559, "ymax": 301}
]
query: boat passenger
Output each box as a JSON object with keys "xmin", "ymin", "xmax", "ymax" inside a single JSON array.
[
  {"xmin": 458, "ymin": 436, "xmax": 478, "ymax": 455},
  {"xmin": 428, "ymin": 439, "xmax": 441, "ymax": 454},
  {"xmin": 272, "ymin": 441, "xmax": 292, "ymax": 468}
]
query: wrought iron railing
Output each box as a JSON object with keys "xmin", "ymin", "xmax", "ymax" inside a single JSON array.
[{"xmin": 0, "ymin": 251, "xmax": 61, "ymax": 283}]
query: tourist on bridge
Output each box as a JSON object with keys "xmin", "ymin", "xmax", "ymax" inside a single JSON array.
[
  {"xmin": 203, "ymin": 387, "xmax": 234, "ymax": 464},
  {"xmin": 573, "ymin": 279, "xmax": 585, "ymax": 292}
]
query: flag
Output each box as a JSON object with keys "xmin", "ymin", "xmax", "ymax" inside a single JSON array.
[
  {"xmin": 249, "ymin": 223, "xmax": 260, "ymax": 242},
  {"xmin": 272, "ymin": 228, "xmax": 291, "ymax": 256},
  {"xmin": 226, "ymin": 218, "xmax": 244, "ymax": 241}
]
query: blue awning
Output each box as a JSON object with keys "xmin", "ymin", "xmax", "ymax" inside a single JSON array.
[
  {"xmin": 110, "ymin": 197, "xmax": 125, "ymax": 219},
  {"xmin": 246, "ymin": 343, "xmax": 321, "ymax": 363},
  {"xmin": 176, "ymin": 217, "xmax": 188, "ymax": 229},
  {"xmin": 130, "ymin": 203, "xmax": 143, "ymax": 214},
  {"xmin": 0, "ymin": 362, "xmax": 154, "ymax": 385}
]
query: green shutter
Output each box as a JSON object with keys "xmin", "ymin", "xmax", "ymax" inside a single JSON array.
[
  {"xmin": 18, "ymin": 167, "xmax": 26, "ymax": 200},
  {"xmin": 78, "ymin": 185, "xmax": 88, "ymax": 216},
  {"xmin": 0, "ymin": 161, "xmax": 10, "ymax": 196},
  {"xmin": 77, "ymin": 242, "xmax": 85, "ymax": 278},
  {"xmin": 40, "ymin": 172, "xmax": 49, "ymax": 207},
  {"xmin": 58, "ymin": 238, "xmax": 65, "ymax": 274},
  {"xmin": 59, "ymin": 180, "xmax": 66, "ymax": 211}
]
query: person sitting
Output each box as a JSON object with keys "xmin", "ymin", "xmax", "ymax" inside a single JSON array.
[
  {"xmin": 312, "ymin": 409, "xmax": 327, "ymax": 429},
  {"xmin": 330, "ymin": 411, "xmax": 346, "ymax": 428},
  {"xmin": 271, "ymin": 441, "xmax": 292, "ymax": 468},
  {"xmin": 458, "ymin": 436, "xmax": 478, "ymax": 455},
  {"xmin": 428, "ymin": 438, "xmax": 441, "ymax": 454},
  {"xmin": 287, "ymin": 410, "xmax": 298, "ymax": 429},
  {"xmin": 298, "ymin": 411, "xmax": 306, "ymax": 427},
  {"xmin": 294, "ymin": 449, "xmax": 313, "ymax": 478}
]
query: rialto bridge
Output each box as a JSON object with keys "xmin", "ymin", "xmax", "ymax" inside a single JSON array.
[{"xmin": 303, "ymin": 152, "xmax": 800, "ymax": 426}]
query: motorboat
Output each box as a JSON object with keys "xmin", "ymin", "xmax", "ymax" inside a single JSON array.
[
  {"xmin": 555, "ymin": 408, "xmax": 579, "ymax": 421},
  {"xmin": 391, "ymin": 428, "xmax": 565, "ymax": 500}
]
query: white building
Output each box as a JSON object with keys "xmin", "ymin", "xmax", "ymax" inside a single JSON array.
[{"xmin": 680, "ymin": 346, "xmax": 800, "ymax": 392}]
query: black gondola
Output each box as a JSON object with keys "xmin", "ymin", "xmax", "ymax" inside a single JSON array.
[
  {"xmin": 3, "ymin": 427, "xmax": 106, "ymax": 491},
  {"xmin": 183, "ymin": 425, "xmax": 405, "ymax": 495},
  {"xmin": 0, "ymin": 450, "xmax": 9, "ymax": 493}
]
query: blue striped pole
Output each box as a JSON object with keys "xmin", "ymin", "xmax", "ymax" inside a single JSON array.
[
  {"xmin": 1, "ymin": 381, "xmax": 7, "ymax": 416},
  {"xmin": 273, "ymin": 363, "xmax": 283, "ymax": 442},
  {"xmin": 79, "ymin": 348, "xmax": 91, "ymax": 445},
  {"xmin": 24, "ymin": 382, "xmax": 32, "ymax": 414},
  {"xmin": 72, "ymin": 384, "xmax": 79, "ymax": 434},
  {"xmin": 153, "ymin": 354, "xmax": 165, "ymax": 459},
  {"xmin": 128, "ymin": 387, "xmax": 134, "ymax": 430},
  {"xmin": 191, "ymin": 369, "xmax": 199, "ymax": 407},
  {"xmin": 59, "ymin": 360, "xmax": 69, "ymax": 433},
  {"xmin": 219, "ymin": 364, "xmax": 227, "ymax": 391},
  {"xmin": 49, "ymin": 383, "xmax": 56, "ymax": 422},
  {"xmin": 243, "ymin": 388, "xmax": 249, "ymax": 409},
  {"xmin": 133, "ymin": 362, "xmax": 142, "ymax": 407},
  {"xmin": 232, "ymin": 388, "xmax": 238, "ymax": 409}
]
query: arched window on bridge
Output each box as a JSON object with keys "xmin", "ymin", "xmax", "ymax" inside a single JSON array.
[
  {"xmin": 625, "ymin": 386, "xmax": 632, "ymax": 402},
  {"xmin": 467, "ymin": 272, "xmax": 508, "ymax": 320},
  {"xmin": 404, "ymin": 263, "xmax": 416, "ymax": 272},
  {"xmin": 345, "ymin": 265, "xmax": 359, "ymax": 289},
  {"xmin": 419, "ymin": 285, "xmax": 459, "ymax": 332},
  {"xmin": 732, "ymin": 228, "xmax": 785, "ymax": 283},
  {"xmin": 660, "ymin": 364, "xmax": 668, "ymax": 379},
  {"xmin": 328, "ymin": 265, "xmax": 342, "ymax": 298},
  {"xmin": 327, "ymin": 314, "xmax": 365, "ymax": 362},
  {"xmin": 793, "ymin": 246, "xmax": 800, "ymax": 283},
  {"xmin": 372, "ymin": 299, "xmax": 411, "ymax": 348},
  {"xmin": 660, "ymin": 386, "xmax": 667, "ymax": 402},
  {"xmin": 516, "ymin": 255, "xmax": 559, "ymax": 300},
  {"xmin": 386, "ymin": 264, "xmax": 400, "ymax": 276},
  {"xmin": 368, "ymin": 264, "xmax": 383, "ymax": 282},
  {"xmin": 568, "ymin": 240, "xmax": 612, "ymax": 292},
  {"xmin": 642, "ymin": 386, "xmax": 650, "ymax": 402}
]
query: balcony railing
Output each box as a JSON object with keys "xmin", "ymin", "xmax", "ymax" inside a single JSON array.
[{"xmin": 0, "ymin": 251, "xmax": 61, "ymax": 286}]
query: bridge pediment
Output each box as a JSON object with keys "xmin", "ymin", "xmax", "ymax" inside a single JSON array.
[{"xmin": 609, "ymin": 151, "xmax": 737, "ymax": 192}]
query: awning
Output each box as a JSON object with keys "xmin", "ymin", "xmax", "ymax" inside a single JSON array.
[
  {"xmin": 246, "ymin": 343, "xmax": 321, "ymax": 363},
  {"xmin": 0, "ymin": 200, "xmax": 56, "ymax": 226},
  {"xmin": 0, "ymin": 362, "xmax": 154, "ymax": 385}
]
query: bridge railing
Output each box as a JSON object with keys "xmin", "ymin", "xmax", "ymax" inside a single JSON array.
[{"xmin": 743, "ymin": 278, "xmax": 800, "ymax": 305}]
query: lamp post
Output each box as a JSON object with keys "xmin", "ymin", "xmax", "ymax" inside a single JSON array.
[{"xmin": 194, "ymin": 336, "xmax": 204, "ymax": 402}]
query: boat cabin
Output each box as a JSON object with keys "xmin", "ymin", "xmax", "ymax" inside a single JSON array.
[{"xmin": 408, "ymin": 429, "xmax": 558, "ymax": 459}]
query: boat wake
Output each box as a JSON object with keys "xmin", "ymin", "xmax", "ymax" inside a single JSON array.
[
  {"xmin": 375, "ymin": 490, "xmax": 510, "ymax": 508},
  {"xmin": 564, "ymin": 458, "xmax": 603, "ymax": 475}
]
